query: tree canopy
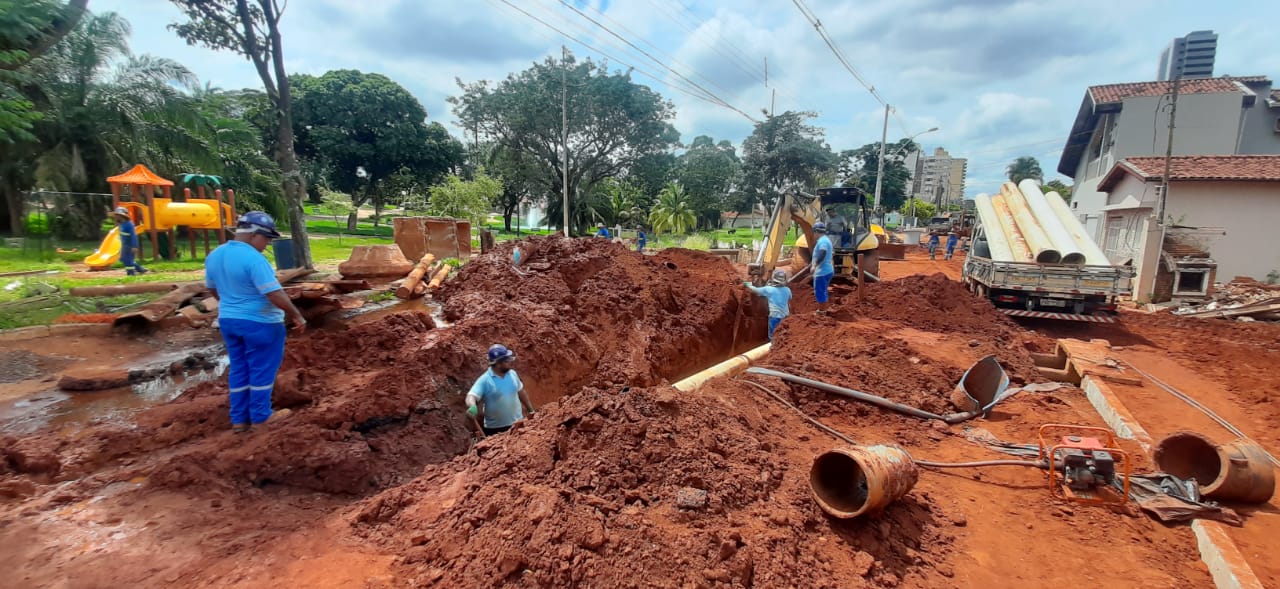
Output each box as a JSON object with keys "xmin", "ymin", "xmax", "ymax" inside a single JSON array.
[
  {"xmin": 1007, "ymin": 156, "xmax": 1043, "ymax": 184},
  {"xmin": 677, "ymin": 135, "xmax": 741, "ymax": 229},
  {"xmin": 292, "ymin": 69, "xmax": 463, "ymax": 228},
  {"xmin": 451, "ymin": 53, "xmax": 679, "ymax": 235},
  {"xmin": 740, "ymin": 111, "xmax": 837, "ymax": 210},
  {"xmin": 838, "ymin": 138, "xmax": 917, "ymax": 212}
]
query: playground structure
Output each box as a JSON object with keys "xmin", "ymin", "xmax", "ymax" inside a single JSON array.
[{"xmin": 86, "ymin": 165, "xmax": 237, "ymax": 269}]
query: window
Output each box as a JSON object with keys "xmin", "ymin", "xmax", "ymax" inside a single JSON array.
[{"xmin": 1175, "ymin": 270, "xmax": 1209, "ymax": 295}]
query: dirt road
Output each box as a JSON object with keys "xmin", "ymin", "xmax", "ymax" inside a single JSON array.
[{"xmin": 2, "ymin": 239, "xmax": 1276, "ymax": 587}]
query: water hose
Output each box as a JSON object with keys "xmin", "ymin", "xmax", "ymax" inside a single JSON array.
[
  {"xmin": 744, "ymin": 367, "xmax": 984, "ymax": 424},
  {"xmin": 738, "ymin": 378, "xmax": 1047, "ymax": 471}
]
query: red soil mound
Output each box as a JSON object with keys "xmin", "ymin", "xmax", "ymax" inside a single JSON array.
[{"xmin": 353, "ymin": 383, "xmax": 958, "ymax": 588}]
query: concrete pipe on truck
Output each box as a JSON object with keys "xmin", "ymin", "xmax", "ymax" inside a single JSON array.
[
  {"xmin": 1043, "ymin": 191, "xmax": 1110, "ymax": 265},
  {"xmin": 1018, "ymin": 180, "xmax": 1084, "ymax": 265},
  {"xmin": 973, "ymin": 193, "xmax": 1014, "ymax": 262},
  {"xmin": 989, "ymin": 193, "xmax": 1034, "ymax": 262},
  {"xmin": 1000, "ymin": 182, "xmax": 1060, "ymax": 264}
]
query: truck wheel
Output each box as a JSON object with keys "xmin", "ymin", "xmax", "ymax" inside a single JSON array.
[{"xmin": 1025, "ymin": 297, "xmax": 1036, "ymax": 311}]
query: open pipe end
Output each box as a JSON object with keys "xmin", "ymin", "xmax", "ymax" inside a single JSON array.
[{"xmin": 810, "ymin": 446, "xmax": 918, "ymax": 519}]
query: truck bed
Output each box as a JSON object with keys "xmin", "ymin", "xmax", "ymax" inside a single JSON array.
[{"xmin": 964, "ymin": 256, "xmax": 1134, "ymax": 296}]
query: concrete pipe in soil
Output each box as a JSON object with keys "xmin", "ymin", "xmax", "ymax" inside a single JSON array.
[
  {"xmin": 810, "ymin": 445, "xmax": 919, "ymax": 519},
  {"xmin": 1154, "ymin": 431, "xmax": 1275, "ymax": 503}
]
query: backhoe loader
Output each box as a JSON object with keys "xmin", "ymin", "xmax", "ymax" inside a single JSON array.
[{"xmin": 747, "ymin": 186, "xmax": 884, "ymax": 285}]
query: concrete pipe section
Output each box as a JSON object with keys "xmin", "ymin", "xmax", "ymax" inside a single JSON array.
[
  {"xmin": 1154, "ymin": 431, "xmax": 1275, "ymax": 503},
  {"xmin": 810, "ymin": 445, "xmax": 919, "ymax": 519}
]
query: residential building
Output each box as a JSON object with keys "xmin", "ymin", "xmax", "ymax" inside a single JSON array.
[
  {"xmin": 1158, "ymin": 30, "xmax": 1217, "ymax": 81},
  {"xmin": 1057, "ymin": 76, "xmax": 1280, "ymax": 241},
  {"xmin": 910, "ymin": 147, "xmax": 966, "ymax": 209},
  {"xmin": 1095, "ymin": 155, "xmax": 1280, "ymax": 301}
]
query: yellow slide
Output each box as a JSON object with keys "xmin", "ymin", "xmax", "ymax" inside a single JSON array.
[{"xmin": 84, "ymin": 224, "xmax": 147, "ymax": 269}]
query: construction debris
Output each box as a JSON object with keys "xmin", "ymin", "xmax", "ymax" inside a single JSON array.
[{"xmin": 1173, "ymin": 277, "xmax": 1280, "ymax": 320}]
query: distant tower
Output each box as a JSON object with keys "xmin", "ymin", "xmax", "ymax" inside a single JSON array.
[{"xmin": 1158, "ymin": 30, "xmax": 1217, "ymax": 81}]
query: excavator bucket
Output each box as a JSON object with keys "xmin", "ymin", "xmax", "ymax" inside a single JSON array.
[{"xmin": 948, "ymin": 355, "xmax": 1011, "ymax": 415}]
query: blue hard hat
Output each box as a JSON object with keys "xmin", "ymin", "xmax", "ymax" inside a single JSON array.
[
  {"xmin": 487, "ymin": 344, "xmax": 516, "ymax": 365},
  {"xmin": 812, "ymin": 222, "xmax": 827, "ymax": 233},
  {"xmin": 236, "ymin": 211, "xmax": 282, "ymax": 239}
]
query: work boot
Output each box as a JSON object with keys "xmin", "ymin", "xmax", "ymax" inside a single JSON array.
[
  {"xmin": 126, "ymin": 270, "xmax": 136, "ymax": 276},
  {"xmin": 136, "ymin": 267, "xmax": 149, "ymax": 275},
  {"xmin": 232, "ymin": 422, "xmax": 251, "ymax": 434},
  {"xmin": 266, "ymin": 408, "xmax": 292, "ymax": 424}
]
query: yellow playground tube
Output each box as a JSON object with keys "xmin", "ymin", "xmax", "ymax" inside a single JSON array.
[{"xmin": 85, "ymin": 198, "xmax": 232, "ymax": 268}]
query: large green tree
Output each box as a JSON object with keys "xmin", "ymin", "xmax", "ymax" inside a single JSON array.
[
  {"xmin": 677, "ymin": 135, "xmax": 740, "ymax": 230},
  {"xmin": 291, "ymin": 69, "xmax": 463, "ymax": 229},
  {"xmin": 838, "ymin": 138, "xmax": 918, "ymax": 212},
  {"xmin": 740, "ymin": 110, "xmax": 837, "ymax": 212},
  {"xmin": 1007, "ymin": 156, "xmax": 1043, "ymax": 184},
  {"xmin": 19, "ymin": 12, "xmax": 220, "ymax": 240},
  {"xmin": 169, "ymin": 0, "xmax": 314, "ymax": 267},
  {"xmin": 451, "ymin": 53, "xmax": 679, "ymax": 235}
]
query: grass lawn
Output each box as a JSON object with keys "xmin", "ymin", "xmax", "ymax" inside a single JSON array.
[{"xmin": 0, "ymin": 232, "xmax": 394, "ymax": 329}]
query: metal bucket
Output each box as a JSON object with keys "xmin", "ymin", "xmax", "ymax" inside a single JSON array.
[
  {"xmin": 810, "ymin": 445, "xmax": 919, "ymax": 519},
  {"xmin": 1154, "ymin": 431, "xmax": 1275, "ymax": 504},
  {"xmin": 948, "ymin": 355, "xmax": 1010, "ymax": 414}
]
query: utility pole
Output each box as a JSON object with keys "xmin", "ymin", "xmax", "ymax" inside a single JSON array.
[
  {"xmin": 1158, "ymin": 75, "xmax": 1181, "ymax": 226},
  {"xmin": 561, "ymin": 46, "xmax": 571, "ymax": 238},
  {"xmin": 872, "ymin": 104, "xmax": 891, "ymax": 221}
]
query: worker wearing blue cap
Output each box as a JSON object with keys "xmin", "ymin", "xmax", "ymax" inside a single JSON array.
[
  {"xmin": 205, "ymin": 211, "xmax": 306, "ymax": 433},
  {"xmin": 466, "ymin": 344, "xmax": 536, "ymax": 437}
]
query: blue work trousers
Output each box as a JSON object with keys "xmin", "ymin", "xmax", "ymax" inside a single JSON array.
[
  {"xmin": 220, "ymin": 318, "xmax": 287, "ymax": 425},
  {"xmin": 120, "ymin": 248, "xmax": 147, "ymax": 273},
  {"xmin": 768, "ymin": 317, "xmax": 783, "ymax": 340},
  {"xmin": 814, "ymin": 273, "xmax": 833, "ymax": 304}
]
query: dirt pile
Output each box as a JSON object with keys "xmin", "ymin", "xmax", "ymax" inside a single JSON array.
[
  {"xmin": 353, "ymin": 383, "xmax": 957, "ymax": 588},
  {"xmin": 842, "ymin": 273, "xmax": 1024, "ymax": 339},
  {"xmin": 437, "ymin": 237, "xmax": 768, "ymax": 401},
  {"xmin": 3, "ymin": 239, "xmax": 767, "ymax": 497}
]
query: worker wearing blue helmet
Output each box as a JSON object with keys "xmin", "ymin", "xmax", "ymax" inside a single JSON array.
[
  {"xmin": 204, "ymin": 211, "xmax": 306, "ymax": 433},
  {"xmin": 466, "ymin": 344, "xmax": 536, "ymax": 437},
  {"xmin": 809, "ymin": 222, "xmax": 835, "ymax": 314}
]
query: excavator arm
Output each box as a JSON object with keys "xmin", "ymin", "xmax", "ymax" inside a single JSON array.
[
  {"xmin": 748, "ymin": 192, "xmax": 823, "ymax": 283},
  {"xmin": 747, "ymin": 188, "xmax": 882, "ymax": 284}
]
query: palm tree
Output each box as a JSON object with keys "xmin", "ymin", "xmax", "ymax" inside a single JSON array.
[
  {"xmin": 23, "ymin": 11, "xmax": 218, "ymax": 238},
  {"xmin": 1006, "ymin": 156, "xmax": 1043, "ymax": 185},
  {"xmin": 649, "ymin": 182, "xmax": 696, "ymax": 235}
]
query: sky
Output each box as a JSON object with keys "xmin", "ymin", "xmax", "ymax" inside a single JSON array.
[{"xmin": 94, "ymin": 0, "xmax": 1274, "ymax": 195}]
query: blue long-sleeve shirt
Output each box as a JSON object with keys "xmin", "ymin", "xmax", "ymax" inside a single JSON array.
[
  {"xmin": 745, "ymin": 283, "xmax": 792, "ymax": 319},
  {"xmin": 119, "ymin": 220, "xmax": 140, "ymax": 249}
]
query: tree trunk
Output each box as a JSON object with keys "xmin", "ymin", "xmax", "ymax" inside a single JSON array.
[
  {"xmin": 3, "ymin": 185, "xmax": 22, "ymax": 237},
  {"xmin": 373, "ymin": 194, "xmax": 382, "ymax": 228},
  {"xmin": 346, "ymin": 211, "xmax": 359, "ymax": 232},
  {"xmin": 263, "ymin": 0, "xmax": 313, "ymax": 268}
]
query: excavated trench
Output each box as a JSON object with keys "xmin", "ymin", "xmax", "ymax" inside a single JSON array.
[{"xmin": 0, "ymin": 238, "xmax": 768, "ymax": 497}]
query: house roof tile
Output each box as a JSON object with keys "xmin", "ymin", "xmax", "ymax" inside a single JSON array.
[
  {"xmin": 1098, "ymin": 155, "xmax": 1280, "ymax": 191},
  {"xmin": 1087, "ymin": 77, "xmax": 1266, "ymax": 106}
]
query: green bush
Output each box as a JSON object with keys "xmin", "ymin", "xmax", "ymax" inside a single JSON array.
[
  {"xmin": 23, "ymin": 214, "xmax": 51, "ymax": 235},
  {"xmin": 680, "ymin": 234, "xmax": 711, "ymax": 251}
]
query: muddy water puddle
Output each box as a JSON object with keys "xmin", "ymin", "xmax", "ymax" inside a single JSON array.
[{"xmin": 0, "ymin": 355, "xmax": 228, "ymax": 435}]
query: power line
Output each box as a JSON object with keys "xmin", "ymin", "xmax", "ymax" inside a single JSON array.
[
  {"xmin": 555, "ymin": 0, "xmax": 759, "ymax": 123},
  {"xmin": 564, "ymin": 0, "xmax": 747, "ymax": 108},
  {"xmin": 647, "ymin": 0, "xmax": 767, "ymax": 87},
  {"xmin": 790, "ymin": 0, "xmax": 886, "ymax": 107},
  {"xmin": 488, "ymin": 0, "xmax": 746, "ymax": 115}
]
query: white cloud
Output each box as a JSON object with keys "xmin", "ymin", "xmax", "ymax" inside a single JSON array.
[{"xmin": 92, "ymin": 0, "xmax": 1273, "ymax": 193}]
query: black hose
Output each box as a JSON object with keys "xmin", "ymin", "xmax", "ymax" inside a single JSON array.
[
  {"xmin": 744, "ymin": 367, "xmax": 980, "ymax": 424},
  {"xmin": 739, "ymin": 376, "xmax": 1049, "ymax": 472}
]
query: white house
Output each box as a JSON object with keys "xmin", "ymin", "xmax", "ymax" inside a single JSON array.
[{"xmin": 1096, "ymin": 155, "xmax": 1280, "ymax": 301}]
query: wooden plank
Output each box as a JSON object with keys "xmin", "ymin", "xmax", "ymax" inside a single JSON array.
[
  {"xmin": 1181, "ymin": 300, "xmax": 1280, "ymax": 319},
  {"xmin": 69, "ymin": 282, "xmax": 192, "ymax": 297},
  {"xmin": 112, "ymin": 283, "xmax": 207, "ymax": 330}
]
